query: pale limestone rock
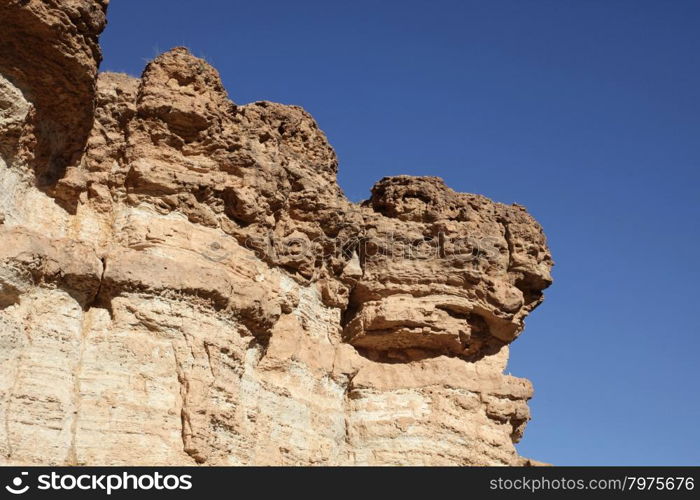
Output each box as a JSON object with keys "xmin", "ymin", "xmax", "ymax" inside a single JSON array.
[{"xmin": 0, "ymin": 0, "xmax": 553, "ymax": 466}]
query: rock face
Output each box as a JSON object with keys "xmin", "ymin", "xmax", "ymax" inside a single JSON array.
[{"xmin": 0, "ymin": 1, "xmax": 553, "ymax": 465}]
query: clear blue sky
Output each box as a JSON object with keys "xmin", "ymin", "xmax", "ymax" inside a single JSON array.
[{"xmin": 101, "ymin": 0, "xmax": 700, "ymax": 465}]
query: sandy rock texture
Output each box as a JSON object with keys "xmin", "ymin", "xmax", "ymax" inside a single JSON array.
[{"xmin": 0, "ymin": 0, "xmax": 553, "ymax": 465}]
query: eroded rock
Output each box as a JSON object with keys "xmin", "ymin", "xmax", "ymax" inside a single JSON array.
[{"xmin": 0, "ymin": 0, "xmax": 553, "ymax": 466}]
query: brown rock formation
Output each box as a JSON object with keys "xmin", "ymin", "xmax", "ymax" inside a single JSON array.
[
  {"xmin": 0, "ymin": 0, "xmax": 553, "ymax": 465},
  {"xmin": 0, "ymin": 0, "xmax": 108, "ymax": 185}
]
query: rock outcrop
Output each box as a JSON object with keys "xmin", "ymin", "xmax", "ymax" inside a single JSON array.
[{"xmin": 0, "ymin": 0, "xmax": 553, "ymax": 465}]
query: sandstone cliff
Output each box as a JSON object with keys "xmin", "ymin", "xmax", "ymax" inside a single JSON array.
[{"xmin": 0, "ymin": 0, "xmax": 553, "ymax": 465}]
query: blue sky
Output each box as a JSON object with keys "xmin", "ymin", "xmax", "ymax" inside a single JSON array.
[{"xmin": 101, "ymin": 0, "xmax": 700, "ymax": 465}]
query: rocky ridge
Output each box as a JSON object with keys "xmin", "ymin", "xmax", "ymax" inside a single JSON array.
[{"xmin": 0, "ymin": 0, "xmax": 553, "ymax": 465}]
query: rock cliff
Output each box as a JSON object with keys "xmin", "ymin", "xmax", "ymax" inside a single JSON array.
[{"xmin": 0, "ymin": 0, "xmax": 553, "ymax": 465}]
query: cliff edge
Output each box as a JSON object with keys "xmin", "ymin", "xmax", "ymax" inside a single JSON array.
[{"xmin": 0, "ymin": 0, "xmax": 553, "ymax": 465}]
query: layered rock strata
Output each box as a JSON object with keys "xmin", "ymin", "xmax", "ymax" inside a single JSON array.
[{"xmin": 0, "ymin": 0, "xmax": 553, "ymax": 465}]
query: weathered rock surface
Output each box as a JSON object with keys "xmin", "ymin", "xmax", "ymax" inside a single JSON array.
[{"xmin": 0, "ymin": 0, "xmax": 553, "ymax": 465}]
